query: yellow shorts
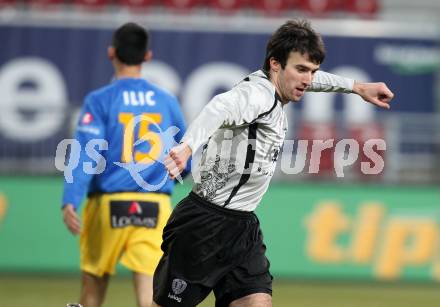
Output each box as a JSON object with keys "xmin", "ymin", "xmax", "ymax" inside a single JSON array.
[{"xmin": 80, "ymin": 192, "xmax": 171, "ymax": 277}]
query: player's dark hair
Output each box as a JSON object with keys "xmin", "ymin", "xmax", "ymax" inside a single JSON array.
[
  {"xmin": 263, "ymin": 19, "xmax": 325, "ymax": 72},
  {"xmin": 112, "ymin": 22, "xmax": 149, "ymax": 65}
]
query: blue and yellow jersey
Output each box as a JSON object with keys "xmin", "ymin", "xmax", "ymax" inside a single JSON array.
[{"xmin": 63, "ymin": 78, "xmax": 186, "ymax": 210}]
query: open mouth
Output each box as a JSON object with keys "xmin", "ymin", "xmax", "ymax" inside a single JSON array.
[{"xmin": 296, "ymin": 88, "xmax": 305, "ymax": 95}]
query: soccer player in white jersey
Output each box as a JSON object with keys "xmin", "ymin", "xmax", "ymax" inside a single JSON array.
[{"xmin": 153, "ymin": 19, "xmax": 394, "ymax": 307}]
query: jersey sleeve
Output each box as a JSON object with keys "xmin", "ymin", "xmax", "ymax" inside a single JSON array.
[
  {"xmin": 182, "ymin": 82, "xmax": 274, "ymax": 152},
  {"xmin": 62, "ymin": 94, "xmax": 107, "ymax": 210},
  {"xmin": 308, "ymin": 70, "xmax": 354, "ymax": 93},
  {"xmin": 169, "ymin": 97, "xmax": 187, "ymax": 144}
]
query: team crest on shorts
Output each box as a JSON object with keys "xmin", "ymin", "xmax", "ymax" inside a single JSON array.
[{"xmin": 172, "ymin": 278, "xmax": 187, "ymax": 295}]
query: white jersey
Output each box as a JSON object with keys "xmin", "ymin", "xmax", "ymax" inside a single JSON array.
[{"xmin": 182, "ymin": 70, "xmax": 354, "ymax": 211}]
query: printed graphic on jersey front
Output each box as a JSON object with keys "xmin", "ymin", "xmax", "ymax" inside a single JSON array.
[{"xmin": 195, "ymin": 155, "xmax": 236, "ymax": 201}]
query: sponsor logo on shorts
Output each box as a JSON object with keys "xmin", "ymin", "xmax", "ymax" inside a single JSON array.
[
  {"xmin": 128, "ymin": 201, "xmax": 142, "ymax": 214},
  {"xmin": 167, "ymin": 278, "xmax": 187, "ymax": 303},
  {"xmin": 110, "ymin": 200, "xmax": 158, "ymax": 228}
]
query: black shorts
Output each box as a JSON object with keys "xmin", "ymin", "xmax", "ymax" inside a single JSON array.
[{"xmin": 153, "ymin": 192, "xmax": 272, "ymax": 307}]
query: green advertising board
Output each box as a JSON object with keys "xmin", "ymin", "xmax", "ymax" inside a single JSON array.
[
  {"xmin": 1, "ymin": 176, "xmax": 439, "ymax": 281},
  {"xmin": 258, "ymin": 183, "xmax": 440, "ymax": 281}
]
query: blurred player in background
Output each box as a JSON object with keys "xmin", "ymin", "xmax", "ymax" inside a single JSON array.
[
  {"xmin": 154, "ymin": 19, "xmax": 394, "ymax": 307},
  {"xmin": 62, "ymin": 22, "xmax": 187, "ymax": 307}
]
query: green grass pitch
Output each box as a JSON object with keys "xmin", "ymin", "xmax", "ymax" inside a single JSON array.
[{"xmin": 0, "ymin": 275, "xmax": 439, "ymax": 307}]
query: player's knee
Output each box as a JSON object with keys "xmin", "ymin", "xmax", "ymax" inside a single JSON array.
[
  {"xmin": 229, "ymin": 293, "xmax": 272, "ymax": 307},
  {"xmin": 80, "ymin": 272, "xmax": 109, "ymax": 307}
]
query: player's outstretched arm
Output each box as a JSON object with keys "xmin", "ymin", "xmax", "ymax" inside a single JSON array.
[
  {"xmin": 62, "ymin": 204, "xmax": 81, "ymax": 235},
  {"xmin": 352, "ymin": 81, "xmax": 394, "ymax": 109},
  {"xmin": 164, "ymin": 143, "xmax": 192, "ymax": 180}
]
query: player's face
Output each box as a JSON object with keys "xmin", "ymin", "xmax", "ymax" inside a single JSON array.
[{"xmin": 275, "ymin": 51, "xmax": 320, "ymax": 103}]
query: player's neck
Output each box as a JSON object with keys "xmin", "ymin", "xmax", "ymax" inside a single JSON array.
[
  {"xmin": 269, "ymin": 71, "xmax": 289, "ymax": 105},
  {"xmin": 114, "ymin": 63, "xmax": 142, "ymax": 79}
]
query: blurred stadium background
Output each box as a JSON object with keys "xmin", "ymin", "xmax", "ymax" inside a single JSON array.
[{"xmin": 1, "ymin": 0, "xmax": 440, "ymax": 306}]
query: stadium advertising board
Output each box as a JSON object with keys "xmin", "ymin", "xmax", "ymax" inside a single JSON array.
[
  {"xmin": 0, "ymin": 177, "xmax": 439, "ymax": 281},
  {"xmin": 0, "ymin": 24, "xmax": 438, "ymax": 164},
  {"xmin": 259, "ymin": 184, "xmax": 440, "ymax": 281}
]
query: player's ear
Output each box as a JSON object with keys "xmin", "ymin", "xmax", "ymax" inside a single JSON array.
[
  {"xmin": 270, "ymin": 57, "xmax": 280, "ymax": 73},
  {"xmin": 144, "ymin": 50, "xmax": 153, "ymax": 62},
  {"xmin": 108, "ymin": 46, "xmax": 116, "ymax": 60}
]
